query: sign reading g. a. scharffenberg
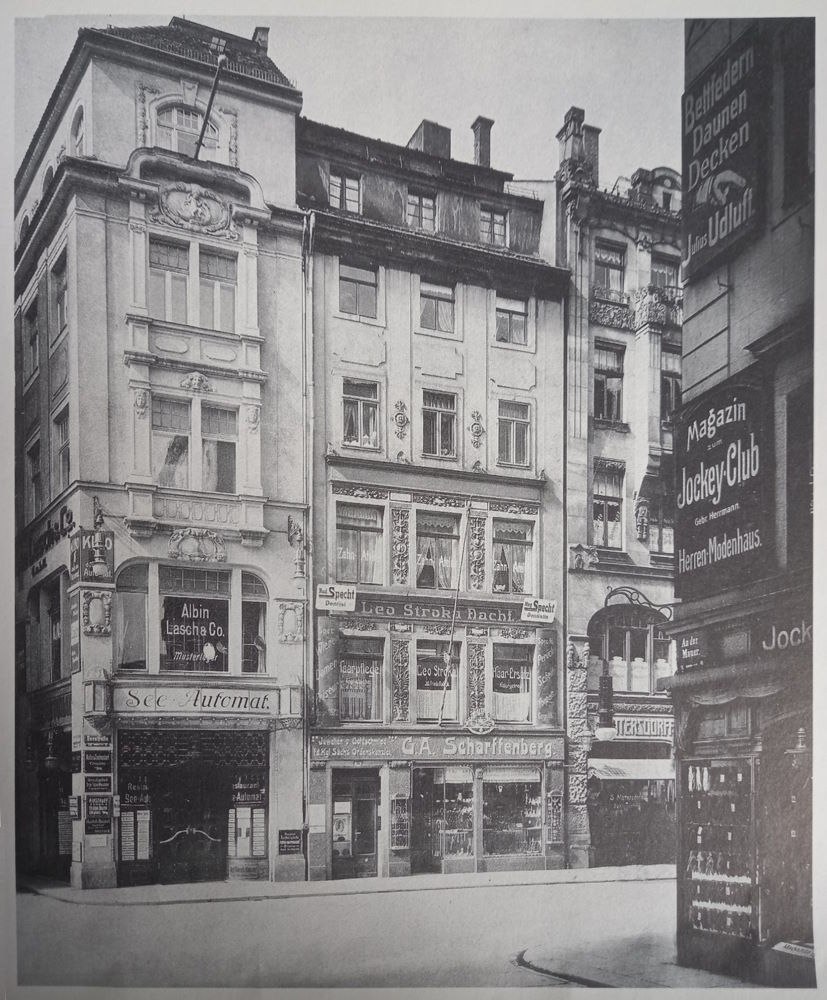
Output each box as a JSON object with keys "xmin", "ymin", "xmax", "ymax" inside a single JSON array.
[{"xmin": 682, "ymin": 24, "xmax": 764, "ymax": 278}]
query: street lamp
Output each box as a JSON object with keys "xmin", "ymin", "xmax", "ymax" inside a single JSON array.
[{"xmin": 594, "ymin": 661, "xmax": 617, "ymax": 743}]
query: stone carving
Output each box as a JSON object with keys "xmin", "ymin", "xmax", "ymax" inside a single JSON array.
[
  {"xmin": 569, "ymin": 543, "xmax": 599, "ymax": 570},
  {"xmin": 168, "ymin": 527, "xmax": 227, "ymax": 562},
  {"xmin": 81, "ymin": 590, "xmax": 112, "ymax": 636},
  {"xmin": 634, "ymin": 494, "xmax": 650, "ymax": 541},
  {"xmin": 589, "ymin": 298, "xmax": 635, "ymax": 331},
  {"xmin": 287, "ymin": 514, "xmax": 304, "ymax": 549},
  {"xmin": 218, "ymin": 107, "xmax": 239, "ymax": 167},
  {"xmin": 468, "ymin": 516, "xmax": 486, "ymax": 591},
  {"xmin": 393, "ymin": 400, "xmax": 410, "ymax": 440},
  {"xmin": 277, "ymin": 602, "xmax": 305, "ymax": 643},
  {"xmin": 568, "ymin": 691, "xmax": 588, "ymax": 737},
  {"xmin": 149, "ymin": 183, "xmax": 239, "ymax": 240},
  {"xmin": 423, "ymin": 623, "xmax": 452, "ymax": 635},
  {"xmin": 391, "ymin": 640, "xmax": 410, "ymax": 722},
  {"xmin": 636, "ymin": 234, "xmax": 653, "ymax": 251},
  {"xmin": 332, "ymin": 484, "xmax": 389, "ymax": 499},
  {"xmin": 136, "ymin": 83, "xmax": 159, "ymax": 145},
  {"xmin": 489, "ymin": 501, "xmax": 539, "ymax": 515},
  {"xmin": 153, "ymin": 496, "xmax": 239, "ymax": 525},
  {"xmin": 391, "ymin": 508, "xmax": 410, "ymax": 585},
  {"xmin": 567, "ymin": 774, "xmax": 589, "ymax": 807},
  {"xmin": 396, "ymin": 451, "xmax": 411, "ymax": 464},
  {"xmin": 338, "ymin": 618, "xmax": 378, "ymax": 631},
  {"xmin": 246, "ymin": 406, "xmax": 260, "ymax": 433},
  {"xmin": 499, "ymin": 627, "xmax": 530, "ymax": 640},
  {"xmin": 469, "ymin": 411, "xmax": 485, "ymax": 449},
  {"xmin": 179, "ymin": 371, "xmax": 213, "ymax": 393},
  {"xmin": 466, "ymin": 713, "xmax": 495, "ymax": 735},
  {"xmin": 134, "ymin": 388, "xmax": 149, "ymax": 419},
  {"xmin": 634, "ymin": 285, "xmax": 682, "ymax": 330},
  {"xmin": 468, "ymin": 643, "xmax": 486, "ymax": 719},
  {"xmin": 471, "ymin": 460, "xmax": 485, "ymax": 474},
  {"xmin": 412, "ymin": 491, "xmax": 466, "ymax": 508},
  {"xmin": 547, "ymin": 791, "xmax": 563, "ymax": 842}
]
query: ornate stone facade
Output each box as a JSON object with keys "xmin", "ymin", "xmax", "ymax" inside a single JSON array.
[
  {"xmin": 391, "ymin": 508, "xmax": 410, "ymax": 585},
  {"xmin": 468, "ymin": 643, "xmax": 486, "ymax": 718},
  {"xmin": 468, "ymin": 516, "xmax": 486, "ymax": 590},
  {"xmin": 391, "ymin": 640, "xmax": 410, "ymax": 722},
  {"xmin": 168, "ymin": 527, "xmax": 227, "ymax": 562}
]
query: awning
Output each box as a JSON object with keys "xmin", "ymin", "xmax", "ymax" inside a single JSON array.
[{"xmin": 588, "ymin": 758, "xmax": 675, "ymax": 781}]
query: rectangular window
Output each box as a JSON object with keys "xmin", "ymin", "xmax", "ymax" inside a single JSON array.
[
  {"xmin": 422, "ymin": 390, "xmax": 456, "ymax": 458},
  {"xmin": 52, "ymin": 256, "xmax": 68, "ymax": 337},
  {"xmin": 593, "ymin": 463, "xmax": 624, "ymax": 549},
  {"xmin": 23, "ymin": 302, "xmax": 39, "ymax": 380},
  {"xmin": 116, "ymin": 564, "xmax": 147, "ymax": 672},
  {"xmin": 339, "ymin": 262, "xmax": 377, "ymax": 319},
  {"xmin": 199, "ymin": 251, "xmax": 236, "ymax": 333},
  {"xmin": 201, "ymin": 405, "xmax": 237, "ymax": 494},
  {"xmin": 27, "ymin": 441, "xmax": 43, "ymax": 521},
  {"xmin": 416, "ymin": 512, "xmax": 460, "ymax": 590},
  {"xmin": 498, "ymin": 400, "xmax": 530, "ymax": 466},
  {"xmin": 159, "ymin": 567, "xmax": 230, "ymax": 672},
  {"xmin": 650, "ymin": 501, "xmax": 675, "ymax": 555},
  {"xmin": 482, "ymin": 769, "xmax": 542, "ymax": 856},
  {"xmin": 492, "ymin": 644, "xmax": 533, "ymax": 722},
  {"xmin": 594, "ymin": 243, "xmax": 625, "ymax": 295},
  {"xmin": 420, "ymin": 281, "xmax": 454, "ymax": 333},
  {"xmin": 53, "ymin": 409, "xmax": 70, "ymax": 494},
  {"xmin": 412, "ymin": 767, "xmax": 473, "ymax": 859},
  {"xmin": 241, "ymin": 574, "xmax": 267, "ymax": 674},
  {"xmin": 606, "ymin": 624, "xmax": 671, "ymax": 693},
  {"xmin": 480, "ymin": 207, "xmax": 506, "ymax": 246},
  {"xmin": 339, "ymin": 638, "xmax": 383, "ymax": 722},
  {"xmin": 660, "ymin": 350, "xmax": 682, "ymax": 422},
  {"xmin": 651, "ymin": 255, "xmax": 679, "ymax": 289},
  {"xmin": 336, "ymin": 504, "xmax": 383, "ymax": 585},
  {"xmin": 416, "ymin": 640, "xmax": 460, "ymax": 721},
  {"xmin": 594, "ymin": 345, "xmax": 624, "ymax": 422},
  {"xmin": 330, "ymin": 170, "xmax": 360, "ymax": 213},
  {"xmin": 495, "ymin": 297, "xmax": 527, "ymax": 345},
  {"xmin": 491, "ymin": 519, "xmax": 533, "ymax": 595},
  {"xmin": 149, "ymin": 240, "xmax": 189, "ymax": 324},
  {"xmin": 151, "ymin": 398, "xmax": 190, "ymax": 489},
  {"xmin": 407, "ymin": 191, "xmax": 435, "ymax": 231},
  {"xmin": 342, "ymin": 379, "xmax": 378, "ymax": 448}
]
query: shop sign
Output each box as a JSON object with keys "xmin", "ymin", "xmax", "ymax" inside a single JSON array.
[
  {"xmin": 231, "ymin": 772, "xmax": 267, "ymax": 806},
  {"xmin": 27, "ymin": 505, "xmax": 75, "ymax": 575},
  {"xmin": 84, "ymin": 750, "xmax": 112, "ymax": 773},
  {"xmin": 278, "ymin": 829, "xmax": 303, "ymax": 855},
  {"xmin": 84, "ymin": 734, "xmax": 111, "ymax": 746},
  {"xmin": 315, "ymin": 616, "xmax": 340, "ymax": 726},
  {"xmin": 521, "ymin": 598, "xmax": 556, "ymax": 624},
  {"xmin": 614, "ymin": 715, "xmax": 675, "ymax": 740},
  {"xmin": 113, "ymin": 685, "xmax": 277, "ymax": 716},
  {"xmin": 536, "ymin": 629, "xmax": 558, "ymax": 727},
  {"xmin": 85, "ymin": 795, "xmax": 112, "ymax": 835},
  {"xmin": 161, "ymin": 596, "xmax": 229, "ymax": 671},
  {"xmin": 70, "ymin": 594, "xmax": 81, "ymax": 674},
  {"xmin": 757, "ymin": 615, "xmax": 812, "ymax": 655},
  {"xmin": 311, "ymin": 732, "xmax": 563, "ymax": 762},
  {"xmin": 78, "ymin": 529, "xmax": 115, "ymax": 582},
  {"xmin": 682, "ymin": 25, "xmax": 763, "ymax": 278},
  {"xmin": 354, "ymin": 594, "xmax": 524, "ymax": 625},
  {"xmin": 68, "ymin": 796, "xmax": 81, "ymax": 820},
  {"xmin": 316, "ymin": 584, "xmax": 356, "ymax": 613},
  {"xmin": 674, "ymin": 375, "xmax": 773, "ymax": 600},
  {"xmin": 678, "ymin": 631, "xmax": 708, "ymax": 671},
  {"xmin": 71, "ymin": 750, "xmax": 82, "ymax": 774},
  {"xmin": 121, "ymin": 774, "xmax": 150, "ymax": 807},
  {"xmin": 85, "ymin": 774, "xmax": 112, "ymax": 793}
]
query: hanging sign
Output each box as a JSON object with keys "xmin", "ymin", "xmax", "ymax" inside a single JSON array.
[
  {"xmin": 78, "ymin": 529, "xmax": 116, "ymax": 583},
  {"xmin": 315, "ymin": 584, "xmax": 357, "ymax": 613},
  {"xmin": 521, "ymin": 598, "xmax": 556, "ymax": 624}
]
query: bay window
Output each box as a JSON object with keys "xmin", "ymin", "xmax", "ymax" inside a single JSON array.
[
  {"xmin": 149, "ymin": 239, "xmax": 189, "ymax": 324},
  {"xmin": 149, "ymin": 239, "xmax": 238, "ymax": 330},
  {"xmin": 492, "ymin": 644, "xmax": 533, "ymax": 722},
  {"xmin": 416, "ymin": 512, "xmax": 460, "ymax": 589},
  {"xmin": 339, "ymin": 638, "xmax": 383, "ymax": 721},
  {"xmin": 491, "ymin": 520, "xmax": 532, "ymax": 594},
  {"xmin": 342, "ymin": 379, "xmax": 379, "ymax": 448},
  {"xmin": 151, "ymin": 397, "xmax": 239, "ymax": 494},
  {"xmin": 416, "ymin": 640, "xmax": 460, "ymax": 721},
  {"xmin": 482, "ymin": 769, "xmax": 542, "ymax": 856},
  {"xmin": 336, "ymin": 504, "xmax": 383, "ymax": 585},
  {"xmin": 115, "ymin": 563, "xmax": 148, "ymax": 672},
  {"xmin": 589, "ymin": 608, "xmax": 674, "ymax": 695},
  {"xmin": 159, "ymin": 566, "xmax": 230, "ymax": 672},
  {"xmin": 152, "ymin": 398, "xmax": 190, "ymax": 489},
  {"xmin": 199, "ymin": 251, "xmax": 236, "ymax": 333}
]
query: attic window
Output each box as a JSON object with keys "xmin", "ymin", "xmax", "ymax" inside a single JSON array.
[{"xmin": 210, "ymin": 36, "xmax": 227, "ymax": 54}]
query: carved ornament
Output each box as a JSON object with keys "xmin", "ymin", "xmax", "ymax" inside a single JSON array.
[
  {"xmin": 391, "ymin": 508, "xmax": 410, "ymax": 585},
  {"xmin": 469, "ymin": 411, "xmax": 485, "ymax": 449},
  {"xmin": 569, "ymin": 544, "xmax": 599, "ymax": 570},
  {"xmin": 81, "ymin": 590, "xmax": 112, "ymax": 636},
  {"xmin": 149, "ymin": 183, "xmax": 239, "ymax": 240},
  {"xmin": 168, "ymin": 527, "xmax": 227, "ymax": 562},
  {"xmin": 277, "ymin": 602, "xmax": 305, "ymax": 643},
  {"xmin": 468, "ymin": 516, "xmax": 486, "ymax": 591},
  {"xmin": 393, "ymin": 400, "xmax": 410, "ymax": 440},
  {"xmin": 179, "ymin": 371, "xmax": 213, "ymax": 393},
  {"xmin": 391, "ymin": 640, "xmax": 410, "ymax": 722}
]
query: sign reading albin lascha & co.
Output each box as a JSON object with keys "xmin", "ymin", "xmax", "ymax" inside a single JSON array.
[{"xmin": 674, "ymin": 374, "xmax": 772, "ymax": 600}]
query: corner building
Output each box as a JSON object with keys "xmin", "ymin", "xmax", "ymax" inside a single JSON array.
[
  {"xmin": 663, "ymin": 19, "xmax": 814, "ymax": 986},
  {"xmin": 302, "ymin": 117, "xmax": 571, "ymax": 878},
  {"xmin": 15, "ymin": 20, "xmax": 310, "ymax": 888}
]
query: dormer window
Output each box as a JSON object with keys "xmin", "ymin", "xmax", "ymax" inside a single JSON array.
[
  {"xmin": 156, "ymin": 106, "xmax": 218, "ymax": 159},
  {"xmin": 210, "ymin": 36, "xmax": 227, "ymax": 54}
]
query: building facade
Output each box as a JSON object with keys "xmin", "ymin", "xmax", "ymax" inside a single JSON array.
[
  {"xmin": 15, "ymin": 19, "xmax": 310, "ymax": 888},
  {"xmin": 664, "ymin": 19, "xmax": 814, "ymax": 986}
]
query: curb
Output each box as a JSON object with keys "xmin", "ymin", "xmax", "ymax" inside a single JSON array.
[{"xmin": 514, "ymin": 949, "xmax": 612, "ymax": 988}]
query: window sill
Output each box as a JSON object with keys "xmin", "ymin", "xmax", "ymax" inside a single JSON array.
[
  {"xmin": 495, "ymin": 461, "xmax": 532, "ymax": 472},
  {"xmin": 594, "ymin": 548, "xmax": 633, "ymax": 564},
  {"xmin": 415, "ymin": 325, "xmax": 461, "ymax": 342},
  {"xmin": 332, "ymin": 310, "xmax": 386, "ymax": 330},
  {"xmin": 420, "ymin": 453, "xmax": 459, "ymax": 463},
  {"xmin": 492, "ymin": 339, "xmax": 535, "ymax": 354},
  {"xmin": 341, "ymin": 442, "xmax": 381, "ymax": 454},
  {"xmin": 144, "ymin": 316, "xmax": 245, "ymax": 342},
  {"xmin": 593, "ymin": 418, "xmax": 630, "ymax": 433}
]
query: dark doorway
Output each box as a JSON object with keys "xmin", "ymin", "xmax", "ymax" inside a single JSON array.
[{"xmin": 332, "ymin": 770, "xmax": 380, "ymax": 879}]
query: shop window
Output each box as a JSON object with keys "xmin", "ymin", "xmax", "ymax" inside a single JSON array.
[
  {"xmin": 593, "ymin": 462, "xmax": 624, "ymax": 549},
  {"xmin": 51, "ymin": 254, "xmax": 68, "ymax": 339},
  {"xmin": 201, "ymin": 405, "xmax": 237, "ymax": 493},
  {"xmin": 783, "ymin": 20, "xmax": 815, "ymax": 203},
  {"xmin": 71, "ymin": 106, "xmax": 85, "ymax": 157},
  {"xmin": 422, "ymin": 390, "xmax": 456, "ymax": 458},
  {"xmin": 336, "ymin": 503, "xmax": 383, "ymax": 584},
  {"xmin": 339, "ymin": 638, "xmax": 383, "ymax": 721},
  {"xmin": 480, "ymin": 206, "xmax": 506, "ymax": 246},
  {"xmin": 23, "ymin": 301, "xmax": 39, "ymax": 381},
  {"xmin": 497, "ymin": 400, "xmax": 530, "ymax": 466},
  {"xmin": 590, "ymin": 614, "xmax": 673, "ymax": 694},
  {"xmin": 416, "ymin": 512, "xmax": 460, "ymax": 589},
  {"xmin": 339, "ymin": 262, "xmax": 377, "ymax": 319},
  {"xmin": 26, "ymin": 439, "xmax": 43, "ymax": 522},
  {"xmin": 407, "ymin": 190, "xmax": 435, "ymax": 231},
  {"xmin": 227, "ymin": 772, "xmax": 267, "ymax": 859},
  {"xmin": 491, "ymin": 519, "xmax": 532, "ymax": 595},
  {"xmin": 608, "ymin": 624, "xmax": 649, "ymax": 692},
  {"xmin": 342, "ymin": 379, "xmax": 379, "ymax": 448},
  {"xmin": 651, "ymin": 255, "xmax": 679, "ymax": 289},
  {"xmin": 159, "ymin": 566, "xmax": 230, "ymax": 672},
  {"xmin": 594, "ymin": 344, "xmax": 624, "ymax": 422},
  {"xmin": 199, "ymin": 251, "xmax": 236, "ymax": 333},
  {"xmin": 786, "ymin": 382, "xmax": 813, "ymax": 568},
  {"xmin": 495, "ymin": 296, "xmax": 527, "ymax": 345},
  {"xmin": 149, "ymin": 239, "xmax": 189, "ymax": 324},
  {"xmin": 330, "ymin": 170, "xmax": 361, "ymax": 213},
  {"xmin": 241, "ymin": 572, "xmax": 267, "ymax": 674},
  {"xmin": 416, "ymin": 640, "xmax": 460, "ymax": 721},
  {"xmin": 492, "ymin": 644, "xmax": 533, "ymax": 722},
  {"xmin": 412, "ymin": 767, "xmax": 474, "ymax": 865},
  {"xmin": 420, "ymin": 281, "xmax": 454, "ymax": 333},
  {"xmin": 47, "ymin": 579, "xmax": 62, "ymax": 684},
  {"xmin": 650, "ymin": 500, "xmax": 675, "ymax": 555},
  {"xmin": 156, "ymin": 105, "xmax": 218, "ymax": 159},
  {"xmin": 482, "ymin": 769, "xmax": 542, "ymax": 856},
  {"xmin": 53, "ymin": 407, "xmax": 70, "ymax": 494},
  {"xmin": 661, "ymin": 350, "xmax": 682, "ymax": 422},
  {"xmin": 594, "ymin": 242, "xmax": 625, "ymax": 298},
  {"xmin": 151, "ymin": 398, "xmax": 190, "ymax": 489},
  {"xmin": 116, "ymin": 563, "xmax": 148, "ymax": 672}
]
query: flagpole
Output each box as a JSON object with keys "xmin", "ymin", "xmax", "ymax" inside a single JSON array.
[
  {"xmin": 193, "ymin": 54, "xmax": 227, "ymax": 161},
  {"xmin": 438, "ymin": 499, "xmax": 471, "ymax": 725}
]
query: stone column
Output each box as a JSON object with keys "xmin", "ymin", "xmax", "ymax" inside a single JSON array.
[{"xmin": 565, "ymin": 638, "xmax": 592, "ymax": 868}]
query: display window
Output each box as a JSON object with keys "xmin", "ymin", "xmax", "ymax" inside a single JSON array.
[
  {"xmin": 491, "ymin": 644, "xmax": 533, "ymax": 722},
  {"xmin": 482, "ymin": 767, "xmax": 542, "ymax": 856},
  {"xmin": 411, "ymin": 767, "xmax": 474, "ymax": 872},
  {"xmin": 115, "ymin": 563, "xmax": 148, "ymax": 671},
  {"xmin": 339, "ymin": 638, "xmax": 383, "ymax": 721},
  {"xmin": 416, "ymin": 641, "xmax": 460, "ymax": 721}
]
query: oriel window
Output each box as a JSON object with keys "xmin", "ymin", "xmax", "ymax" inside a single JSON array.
[
  {"xmin": 336, "ymin": 504, "xmax": 383, "ymax": 585},
  {"xmin": 660, "ymin": 350, "xmax": 682, "ymax": 422},
  {"xmin": 201, "ymin": 405, "xmax": 237, "ymax": 494},
  {"xmin": 148, "ymin": 240, "xmax": 189, "ymax": 325},
  {"xmin": 151, "ymin": 398, "xmax": 190, "ymax": 489},
  {"xmin": 199, "ymin": 251, "xmax": 236, "ymax": 334},
  {"xmin": 342, "ymin": 379, "xmax": 379, "ymax": 448}
]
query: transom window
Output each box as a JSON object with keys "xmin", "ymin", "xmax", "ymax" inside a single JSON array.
[
  {"xmin": 416, "ymin": 640, "xmax": 460, "ymax": 721},
  {"xmin": 492, "ymin": 644, "xmax": 533, "ymax": 723},
  {"xmin": 416, "ymin": 512, "xmax": 460, "ymax": 590},
  {"xmin": 480, "ymin": 207, "xmax": 506, "ymax": 246},
  {"xmin": 594, "ymin": 242, "xmax": 625, "ymax": 295},
  {"xmin": 156, "ymin": 106, "xmax": 218, "ymax": 159},
  {"xmin": 498, "ymin": 400, "xmax": 530, "ymax": 467},
  {"xmin": 495, "ymin": 297, "xmax": 527, "ymax": 345},
  {"xmin": 407, "ymin": 190, "xmax": 435, "ymax": 231},
  {"xmin": 594, "ymin": 344, "xmax": 624, "ymax": 422},
  {"xmin": 492, "ymin": 520, "xmax": 532, "ymax": 595},
  {"xmin": 420, "ymin": 281, "xmax": 454, "ymax": 333},
  {"xmin": 593, "ymin": 463, "xmax": 624, "ymax": 549},
  {"xmin": 339, "ymin": 262, "xmax": 377, "ymax": 319},
  {"xmin": 661, "ymin": 350, "xmax": 681, "ymax": 422},
  {"xmin": 422, "ymin": 390, "xmax": 456, "ymax": 458},
  {"xmin": 336, "ymin": 504, "xmax": 383, "ymax": 585},
  {"xmin": 339, "ymin": 638, "xmax": 384, "ymax": 722},
  {"xmin": 652, "ymin": 255, "xmax": 679, "ymax": 289},
  {"xmin": 342, "ymin": 379, "xmax": 379, "ymax": 448},
  {"xmin": 330, "ymin": 170, "xmax": 360, "ymax": 213}
]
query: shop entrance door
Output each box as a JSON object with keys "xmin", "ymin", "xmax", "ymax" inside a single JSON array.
[
  {"xmin": 332, "ymin": 770, "xmax": 380, "ymax": 879},
  {"xmin": 156, "ymin": 757, "xmax": 228, "ymax": 883}
]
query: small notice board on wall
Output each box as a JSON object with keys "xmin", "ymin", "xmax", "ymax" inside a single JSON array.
[{"xmin": 391, "ymin": 797, "xmax": 410, "ymax": 850}]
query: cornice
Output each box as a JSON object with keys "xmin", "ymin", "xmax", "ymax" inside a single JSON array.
[{"xmin": 325, "ymin": 452, "xmax": 548, "ymax": 490}]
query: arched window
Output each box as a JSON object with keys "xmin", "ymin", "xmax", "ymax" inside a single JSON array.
[
  {"xmin": 587, "ymin": 596, "xmax": 672, "ymax": 695},
  {"xmin": 156, "ymin": 106, "xmax": 218, "ymax": 159},
  {"xmin": 115, "ymin": 563, "xmax": 148, "ymax": 671},
  {"xmin": 19, "ymin": 215, "xmax": 30, "ymax": 244},
  {"xmin": 71, "ymin": 107, "xmax": 85, "ymax": 157},
  {"xmin": 241, "ymin": 572, "xmax": 267, "ymax": 674},
  {"xmin": 42, "ymin": 166, "xmax": 54, "ymax": 198}
]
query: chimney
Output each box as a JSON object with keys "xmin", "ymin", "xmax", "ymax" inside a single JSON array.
[
  {"xmin": 583, "ymin": 125, "xmax": 600, "ymax": 188},
  {"xmin": 472, "ymin": 116, "xmax": 494, "ymax": 168},
  {"xmin": 556, "ymin": 106, "xmax": 600, "ymax": 187},
  {"xmin": 252, "ymin": 26, "xmax": 269, "ymax": 53},
  {"xmin": 406, "ymin": 120, "xmax": 451, "ymax": 160}
]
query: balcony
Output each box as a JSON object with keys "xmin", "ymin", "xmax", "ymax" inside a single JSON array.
[
  {"xmin": 634, "ymin": 285, "xmax": 683, "ymax": 330},
  {"xmin": 589, "ymin": 287, "xmax": 634, "ymax": 331}
]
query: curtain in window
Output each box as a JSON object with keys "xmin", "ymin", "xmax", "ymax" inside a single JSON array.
[
  {"xmin": 416, "ymin": 644, "xmax": 458, "ymax": 720},
  {"xmin": 416, "ymin": 516, "xmax": 458, "ymax": 589},
  {"xmin": 337, "ymin": 506, "xmax": 382, "ymax": 584},
  {"xmin": 154, "ymin": 434, "xmax": 189, "ymax": 488},
  {"xmin": 492, "ymin": 522, "xmax": 530, "ymax": 593},
  {"xmin": 492, "ymin": 645, "xmax": 532, "ymax": 722},
  {"xmin": 339, "ymin": 645, "xmax": 382, "ymax": 721}
]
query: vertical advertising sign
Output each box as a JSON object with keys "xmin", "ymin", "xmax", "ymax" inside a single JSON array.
[
  {"xmin": 682, "ymin": 25, "xmax": 763, "ymax": 278},
  {"xmin": 674, "ymin": 374, "xmax": 773, "ymax": 599},
  {"xmin": 315, "ymin": 616, "xmax": 340, "ymax": 725}
]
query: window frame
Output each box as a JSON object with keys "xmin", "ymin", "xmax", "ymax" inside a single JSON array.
[
  {"xmin": 342, "ymin": 378, "xmax": 380, "ymax": 450},
  {"xmin": 198, "ymin": 249, "xmax": 237, "ymax": 334},
  {"xmin": 338, "ymin": 637, "xmax": 384, "ymax": 723},
  {"xmin": 491, "ymin": 518, "xmax": 534, "ymax": 595},
  {"xmin": 490, "ymin": 643, "xmax": 534, "ymax": 724},
  {"xmin": 115, "ymin": 563, "xmax": 149, "ymax": 673},
  {"xmin": 415, "ymin": 510, "xmax": 461, "ymax": 591},
  {"xmin": 156, "ymin": 104, "xmax": 219, "ymax": 159},
  {"xmin": 660, "ymin": 349, "xmax": 682, "ymax": 423},
  {"xmin": 148, "ymin": 237, "xmax": 239, "ymax": 332},
  {"xmin": 335, "ymin": 502, "xmax": 385, "ymax": 586},
  {"xmin": 593, "ymin": 241, "xmax": 626, "ymax": 298},
  {"xmin": 407, "ymin": 189, "xmax": 436, "ymax": 231},
  {"xmin": 150, "ymin": 395, "xmax": 240, "ymax": 495},
  {"xmin": 51, "ymin": 253, "xmax": 68, "ymax": 340},
  {"xmin": 497, "ymin": 399, "xmax": 531, "ymax": 468},
  {"xmin": 593, "ymin": 343, "xmax": 624, "ymax": 423},
  {"xmin": 71, "ymin": 106, "xmax": 85, "ymax": 157},
  {"xmin": 201, "ymin": 404, "xmax": 238, "ymax": 494},
  {"xmin": 592, "ymin": 618, "xmax": 673, "ymax": 695},
  {"xmin": 158, "ymin": 565, "xmax": 231, "ymax": 673},
  {"xmin": 421, "ymin": 389, "xmax": 458, "ymax": 459},
  {"xmin": 415, "ymin": 639, "xmax": 461, "ymax": 722},
  {"xmin": 329, "ymin": 168, "xmax": 361, "ymax": 214},
  {"xmin": 338, "ymin": 261, "xmax": 378, "ymax": 320},
  {"xmin": 26, "ymin": 438, "xmax": 43, "ymax": 522},
  {"xmin": 592, "ymin": 462, "xmax": 624, "ymax": 550},
  {"xmin": 651, "ymin": 254, "xmax": 680, "ymax": 289},
  {"xmin": 23, "ymin": 300, "xmax": 39, "ymax": 382},
  {"xmin": 241, "ymin": 572, "xmax": 268, "ymax": 675},
  {"xmin": 649, "ymin": 500, "xmax": 675, "ymax": 556},
  {"xmin": 52, "ymin": 407, "xmax": 70, "ymax": 496},
  {"xmin": 480, "ymin": 206, "xmax": 507, "ymax": 246},
  {"xmin": 419, "ymin": 281, "xmax": 455, "ymax": 334}
]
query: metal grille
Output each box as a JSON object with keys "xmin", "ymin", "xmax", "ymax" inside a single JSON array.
[{"xmin": 118, "ymin": 729, "xmax": 268, "ymax": 770}]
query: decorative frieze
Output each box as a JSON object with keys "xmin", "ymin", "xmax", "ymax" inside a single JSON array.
[
  {"xmin": 412, "ymin": 492, "xmax": 466, "ymax": 509},
  {"xmin": 498, "ymin": 627, "xmax": 530, "ymax": 640},
  {"xmin": 168, "ymin": 527, "xmax": 227, "ymax": 562},
  {"xmin": 423, "ymin": 623, "xmax": 452, "ymax": 635},
  {"xmin": 589, "ymin": 298, "xmax": 635, "ymax": 331},
  {"xmin": 338, "ymin": 618, "xmax": 380, "ymax": 632},
  {"xmin": 468, "ymin": 516, "xmax": 486, "ymax": 591},
  {"xmin": 153, "ymin": 496, "xmax": 239, "ymax": 525},
  {"xmin": 332, "ymin": 484, "xmax": 389, "ymax": 500},
  {"xmin": 391, "ymin": 508, "xmax": 410, "ymax": 585},
  {"xmin": 489, "ymin": 501, "xmax": 539, "ymax": 515},
  {"xmin": 391, "ymin": 640, "xmax": 410, "ymax": 722}
]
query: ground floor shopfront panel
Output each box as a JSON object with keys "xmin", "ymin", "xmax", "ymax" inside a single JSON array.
[{"xmin": 307, "ymin": 731, "xmax": 566, "ymax": 880}]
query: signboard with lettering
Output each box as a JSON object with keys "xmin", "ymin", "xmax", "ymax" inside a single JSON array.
[
  {"xmin": 85, "ymin": 774, "xmax": 112, "ymax": 793},
  {"xmin": 311, "ymin": 732, "xmax": 564, "ymax": 762},
  {"xmin": 120, "ymin": 774, "xmax": 151, "ymax": 807},
  {"xmin": 535, "ymin": 629, "xmax": 558, "ymax": 727},
  {"xmin": 674, "ymin": 374, "xmax": 773, "ymax": 600},
  {"xmin": 85, "ymin": 795, "xmax": 112, "ymax": 835},
  {"xmin": 682, "ymin": 25, "xmax": 764, "ymax": 278},
  {"xmin": 27, "ymin": 505, "xmax": 75, "ymax": 575},
  {"xmin": 84, "ymin": 734, "xmax": 112, "ymax": 747},
  {"xmin": 161, "ymin": 596, "xmax": 229, "ymax": 671},
  {"xmin": 521, "ymin": 598, "xmax": 556, "ymax": 624},
  {"xmin": 70, "ymin": 593, "xmax": 81, "ymax": 674},
  {"xmin": 231, "ymin": 772, "xmax": 267, "ymax": 806},
  {"xmin": 614, "ymin": 715, "xmax": 675, "ymax": 741},
  {"xmin": 315, "ymin": 617, "xmax": 340, "ymax": 726},
  {"xmin": 677, "ymin": 631, "xmax": 709, "ymax": 671},
  {"xmin": 113, "ymin": 685, "xmax": 276, "ymax": 716},
  {"xmin": 316, "ymin": 584, "xmax": 357, "ymax": 613},
  {"xmin": 84, "ymin": 750, "xmax": 112, "ymax": 774},
  {"xmin": 353, "ymin": 594, "xmax": 525, "ymax": 625},
  {"xmin": 78, "ymin": 529, "xmax": 115, "ymax": 582},
  {"xmin": 68, "ymin": 796, "xmax": 81, "ymax": 820},
  {"xmin": 278, "ymin": 829, "xmax": 303, "ymax": 855}
]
